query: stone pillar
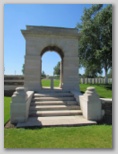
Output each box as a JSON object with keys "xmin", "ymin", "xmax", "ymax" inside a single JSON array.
[
  {"xmin": 24, "ymin": 55, "xmax": 42, "ymax": 92},
  {"xmin": 79, "ymin": 87, "xmax": 104, "ymax": 121},
  {"xmin": 59, "ymin": 60, "xmax": 63, "ymax": 88},
  {"xmin": 11, "ymin": 87, "xmax": 28, "ymax": 123},
  {"xmin": 40, "ymin": 59, "xmax": 42, "ymax": 88},
  {"xmin": 62, "ymin": 57, "xmax": 79, "ymax": 91},
  {"xmin": 50, "ymin": 77, "xmax": 54, "ymax": 90}
]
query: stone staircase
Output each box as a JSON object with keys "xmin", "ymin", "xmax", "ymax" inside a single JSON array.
[
  {"xmin": 29, "ymin": 91, "xmax": 82, "ymax": 117},
  {"xmin": 17, "ymin": 91, "xmax": 96, "ymax": 127}
]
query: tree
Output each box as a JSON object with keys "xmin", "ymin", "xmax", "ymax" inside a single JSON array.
[
  {"xmin": 53, "ymin": 62, "xmax": 60, "ymax": 76},
  {"xmin": 84, "ymin": 64, "xmax": 102, "ymax": 78},
  {"xmin": 95, "ymin": 5, "xmax": 112, "ymax": 83},
  {"xmin": 107, "ymin": 69, "xmax": 112, "ymax": 78},
  {"xmin": 77, "ymin": 4, "xmax": 112, "ymax": 84},
  {"xmin": 41, "ymin": 71, "xmax": 46, "ymax": 78}
]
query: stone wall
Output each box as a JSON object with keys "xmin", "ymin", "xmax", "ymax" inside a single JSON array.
[
  {"xmin": 100, "ymin": 98, "xmax": 112, "ymax": 124},
  {"xmin": 79, "ymin": 86, "xmax": 112, "ymax": 124},
  {"xmin": 4, "ymin": 75, "xmax": 24, "ymax": 96}
]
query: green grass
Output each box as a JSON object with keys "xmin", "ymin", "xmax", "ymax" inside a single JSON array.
[
  {"xmin": 80, "ymin": 84, "xmax": 112, "ymax": 98},
  {"xmin": 41, "ymin": 79, "xmax": 112, "ymax": 98},
  {"xmin": 4, "ymin": 125, "xmax": 112, "ymax": 148},
  {"xmin": 4, "ymin": 97, "xmax": 11, "ymax": 124},
  {"xmin": 41, "ymin": 79, "xmax": 60, "ymax": 87}
]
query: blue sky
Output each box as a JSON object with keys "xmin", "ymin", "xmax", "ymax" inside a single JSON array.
[{"xmin": 4, "ymin": 4, "xmax": 94, "ymax": 75}]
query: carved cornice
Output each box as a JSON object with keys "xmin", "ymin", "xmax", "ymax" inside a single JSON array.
[{"xmin": 21, "ymin": 25, "xmax": 80, "ymax": 39}]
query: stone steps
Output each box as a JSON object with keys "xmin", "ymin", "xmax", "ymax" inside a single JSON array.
[
  {"xmin": 29, "ymin": 92, "xmax": 82, "ymax": 119},
  {"xmin": 36, "ymin": 90, "xmax": 70, "ymax": 93},
  {"xmin": 32, "ymin": 96, "xmax": 75, "ymax": 101},
  {"xmin": 34, "ymin": 93, "xmax": 73, "ymax": 97},
  {"xmin": 17, "ymin": 116, "xmax": 96, "ymax": 128},
  {"xmin": 31, "ymin": 100, "xmax": 78, "ymax": 106},
  {"xmin": 16, "ymin": 91, "xmax": 97, "ymax": 128},
  {"xmin": 29, "ymin": 110, "xmax": 82, "ymax": 117},
  {"xmin": 30, "ymin": 105, "xmax": 80, "ymax": 111}
]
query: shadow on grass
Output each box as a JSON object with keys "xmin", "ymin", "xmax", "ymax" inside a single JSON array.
[
  {"xmin": 103, "ymin": 84, "xmax": 112, "ymax": 90},
  {"xmin": 80, "ymin": 91, "xmax": 85, "ymax": 94},
  {"xmin": 97, "ymin": 118, "xmax": 112, "ymax": 126}
]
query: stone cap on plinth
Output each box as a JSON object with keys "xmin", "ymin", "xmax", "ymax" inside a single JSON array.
[
  {"xmin": 12, "ymin": 87, "xmax": 27, "ymax": 103},
  {"xmin": 16, "ymin": 87, "xmax": 25, "ymax": 91},
  {"xmin": 87, "ymin": 87, "xmax": 95, "ymax": 90}
]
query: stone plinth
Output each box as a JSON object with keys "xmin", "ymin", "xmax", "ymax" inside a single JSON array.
[
  {"xmin": 79, "ymin": 87, "xmax": 104, "ymax": 121},
  {"xmin": 10, "ymin": 87, "xmax": 34, "ymax": 123}
]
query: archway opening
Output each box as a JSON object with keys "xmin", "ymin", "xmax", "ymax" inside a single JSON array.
[{"xmin": 41, "ymin": 46, "xmax": 64, "ymax": 89}]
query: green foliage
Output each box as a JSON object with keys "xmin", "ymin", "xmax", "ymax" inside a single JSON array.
[
  {"xmin": 53, "ymin": 62, "xmax": 60, "ymax": 76},
  {"xmin": 95, "ymin": 5, "xmax": 112, "ymax": 76},
  {"xmin": 107, "ymin": 69, "xmax": 112, "ymax": 78},
  {"xmin": 84, "ymin": 65, "xmax": 103, "ymax": 78},
  {"xmin": 4, "ymin": 125, "xmax": 112, "ymax": 148},
  {"xmin": 77, "ymin": 4, "xmax": 112, "ymax": 83},
  {"xmin": 41, "ymin": 71, "xmax": 46, "ymax": 78}
]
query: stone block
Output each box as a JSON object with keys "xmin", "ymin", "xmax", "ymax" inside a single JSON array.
[
  {"xmin": 79, "ymin": 87, "xmax": 104, "ymax": 121},
  {"xmin": 10, "ymin": 87, "xmax": 34, "ymax": 123}
]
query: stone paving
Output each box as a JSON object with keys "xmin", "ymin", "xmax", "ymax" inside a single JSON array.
[{"xmin": 17, "ymin": 116, "xmax": 96, "ymax": 128}]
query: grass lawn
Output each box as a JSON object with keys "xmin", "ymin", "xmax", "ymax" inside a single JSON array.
[
  {"xmin": 41, "ymin": 79, "xmax": 59, "ymax": 87},
  {"xmin": 42, "ymin": 79, "xmax": 112, "ymax": 98},
  {"xmin": 80, "ymin": 84, "xmax": 112, "ymax": 98},
  {"xmin": 4, "ymin": 97, "xmax": 11, "ymax": 125},
  {"xmin": 4, "ymin": 125, "xmax": 112, "ymax": 148}
]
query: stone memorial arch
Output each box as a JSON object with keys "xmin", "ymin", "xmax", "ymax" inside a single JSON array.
[
  {"xmin": 10, "ymin": 26, "xmax": 104, "ymax": 125},
  {"xmin": 21, "ymin": 26, "xmax": 80, "ymax": 92}
]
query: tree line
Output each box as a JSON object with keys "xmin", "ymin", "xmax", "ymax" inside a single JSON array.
[{"xmin": 76, "ymin": 4, "xmax": 112, "ymax": 83}]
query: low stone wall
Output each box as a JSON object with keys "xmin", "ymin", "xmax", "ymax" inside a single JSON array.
[
  {"xmin": 79, "ymin": 86, "xmax": 112, "ymax": 124},
  {"xmin": 4, "ymin": 90, "xmax": 16, "ymax": 97},
  {"xmin": 100, "ymin": 98, "xmax": 112, "ymax": 124},
  {"xmin": 4, "ymin": 75, "xmax": 24, "ymax": 96}
]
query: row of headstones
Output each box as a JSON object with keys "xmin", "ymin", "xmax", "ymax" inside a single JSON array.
[
  {"xmin": 4, "ymin": 75, "xmax": 112, "ymax": 85},
  {"xmin": 79, "ymin": 78, "xmax": 112, "ymax": 84}
]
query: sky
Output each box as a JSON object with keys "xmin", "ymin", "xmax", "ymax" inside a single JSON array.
[{"xmin": 4, "ymin": 4, "xmax": 99, "ymax": 75}]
